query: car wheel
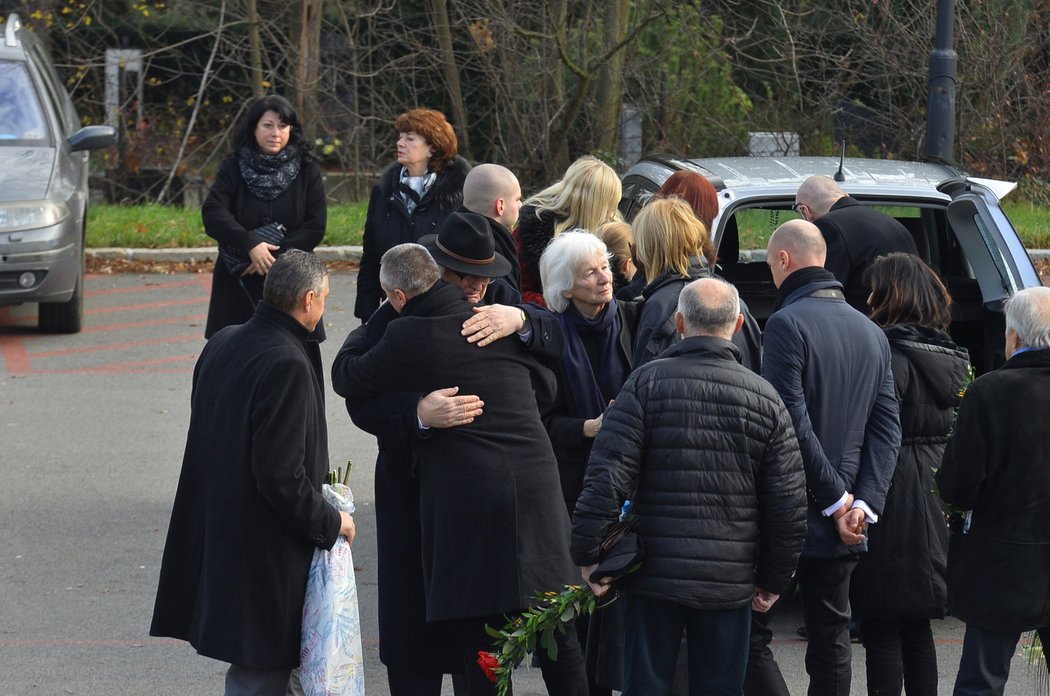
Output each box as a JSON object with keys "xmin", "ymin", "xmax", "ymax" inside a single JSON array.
[{"xmin": 38, "ymin": 252, "xmax": 84, "ymax": 334}]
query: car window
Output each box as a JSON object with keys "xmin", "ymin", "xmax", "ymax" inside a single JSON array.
[{"xmin": 0, "ymin": 60, "xmax": 50, "ymax": 145}]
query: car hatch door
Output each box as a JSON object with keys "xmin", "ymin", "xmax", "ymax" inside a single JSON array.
[{"xmin": 946, "ymin": 185, "xmax": 1041, "ymax": 310}]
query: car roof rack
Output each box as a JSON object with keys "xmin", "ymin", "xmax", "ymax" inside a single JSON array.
[{"xmin": 5, "ymin": 13, "xmax": 22, "ymax": 48}]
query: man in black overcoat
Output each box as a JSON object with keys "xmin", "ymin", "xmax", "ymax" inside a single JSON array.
[
  {"xmin": 334, "ymin": 213, "xmax": 562, "ymax": 696},
  {"xmin": 150, "ymin": 251, "xmax": 356, "ymax": 695},
  {"xmin": 937, "ymin": 286, "xmax": 1050, "ymax": 694},
  {"xmin": 332, "ymin": 243, "xmax": 587, "ymax": 696},
  {"xmin": 794, "ymin": 175, "xmax": 918, "ymax": 312}
]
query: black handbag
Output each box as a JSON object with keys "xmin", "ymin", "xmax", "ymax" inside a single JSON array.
[{"xmin": 219, "ymin": 221, "xmax": 286, "ymax": 275}]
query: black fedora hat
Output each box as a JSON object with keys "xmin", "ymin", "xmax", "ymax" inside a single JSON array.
[{"xmin": 419, "ymin": 212, "xmax": 512, "ymax": 279}]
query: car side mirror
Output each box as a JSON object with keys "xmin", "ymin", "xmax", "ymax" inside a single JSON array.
[{"xmin": 68, "ymin": 125, "xmax": 117, "ymax": 152}]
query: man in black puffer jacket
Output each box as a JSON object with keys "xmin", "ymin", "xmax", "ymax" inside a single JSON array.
[{"xmin": 571, "ymin": 277, "xmax": 807, "ymax": 695}]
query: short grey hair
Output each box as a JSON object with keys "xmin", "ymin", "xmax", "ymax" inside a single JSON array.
[
  {"xmin": 677, "ymin": 277, "xmax": 740, "ymax": 338},
  {"xmin": 263, "ymin": 249, "xmax": 328, "ymax": 313},
  {"xmin": 1005, "ymin": 286, "xmax": 1050, "ymax": 350},
  {"xmin": 539, "ymin": 229, "xmax": 609, "ymax": 313},
  {"xmin": 379, "ymin": 243, "xmax": 441, "ymax": 297}
]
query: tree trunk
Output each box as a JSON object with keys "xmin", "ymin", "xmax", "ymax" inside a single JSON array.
[
  {"xmin": 542, "ymin": 0, "xmax": 571, "ymax": 180},
  {"xmin": 595, "ymin": 0, "xmax": 630, "ymax": 158},
  {"xmin": 295, "ymin": 0, "xmax": 323, "ymax": 142},
  {"xmin": 246, "ymin": 0, "xmax": 264, "ymax": 99},
  {"xmin": 428, "ymin": 0, "xmax": 472, "ymax": 160}
]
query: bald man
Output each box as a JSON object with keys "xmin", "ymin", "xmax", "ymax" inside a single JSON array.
[
  {"xmin": 755, "ymin": 220, "xmax": 901, "ymax": 696},
  {"xmin": 571, "ymin": 277, "xmax": 806, "ymax": 695},
  {"xmin": 461, "ymin": 163, "xmax": 524, "ymax": 291},
  {"xmin": 794, "ymin": 175, "xmax": 918, "ymax": 311}
]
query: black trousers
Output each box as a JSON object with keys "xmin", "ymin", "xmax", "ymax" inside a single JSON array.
[
  {"xmin": 745, "ymin": 607, "xmax": 791, "ymax": 696},
  {"xmin": 860, "ymin": 617, "xmax": 937, "ymax": 696},
  {"xmin": 797, "ymin": 556, "xmax": 858, "ymax": 696},
  {"xmin": 387, "ymin": 670, "xmax": 466, "ymax": 696},
  {"xmin": 953, "ymin": 624, "xmax": 1050, "ymax": 696}
]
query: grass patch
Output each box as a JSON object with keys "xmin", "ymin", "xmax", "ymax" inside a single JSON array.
[
  {"xmin": 734, "ymin": 200, "xmax": 1050, "ymax": 250},
  {"xmin": 1003, "ymin": 200, "xmax": 1050, "ymax": 249},
  {"xmin": 86, "ymin": 197, "xmax": 1049, "ymax": 250},
  {"xmin": 86, "ymin": 201, "xmax": 369, "ymax": 248}
]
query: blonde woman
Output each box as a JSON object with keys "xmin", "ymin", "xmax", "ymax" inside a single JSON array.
[
  {"xmin": 632, "ymin": 196, "xmax": 762, "ymax": 370},
  {"xmin": 594, "ymin": 220, "xmax": 639, "ymax": 298},
  {"xmin": 515, "ymin": 156, "xmax": 622, "ymax": 306}
]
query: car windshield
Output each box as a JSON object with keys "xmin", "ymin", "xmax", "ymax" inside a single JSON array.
[{"xmin": 0, "ymin": 60, "xmax": 50, "ymax": 145}]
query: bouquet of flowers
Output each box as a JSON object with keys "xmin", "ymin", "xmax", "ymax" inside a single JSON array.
[
  {"xmin": 300, "ymin": 464, "xmax": 364, "ymax": 696},
  {"xmin": 477, "ymin": 585, "xmax": 598, "ymax": 696},
  {"xmin": 478, "ymin": 499, "xmax": 642, "ymax": 694}
]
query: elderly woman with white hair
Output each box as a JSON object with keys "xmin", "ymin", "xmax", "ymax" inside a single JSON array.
[
  {"xmin": 540, "ymin": 230, "xmax": 638, "ymax": 511},
  {"xmin": 539, "ymin": 230, "xmax": 638, "ymax": 696}
]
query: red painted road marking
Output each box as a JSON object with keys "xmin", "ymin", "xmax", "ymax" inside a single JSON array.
[
  {"xmin": 81, "ymin": 314, "xmax": 208, "ymax": 334},
  {"xmin": 85, "ymin": 276, "xmax": 211, "ymax": 298},
  {"xmin": 0, "ymin": 307, "xmax": 33, "ymax": 374},
  {"xmin": 33, "ymin": 353, "xmax": 200, "ymax": 374},
  {"xmin": 86, "ymin": 297, "xmax": 208, "ymax": 316},
  {"xmin": 29, "ymin": 333, "xmax": 202, "ymax": 359}
]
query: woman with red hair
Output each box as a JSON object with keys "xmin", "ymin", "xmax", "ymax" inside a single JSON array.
[
  {"xmin": 656, "ymin": 170, "xmax": 720, "ymax": 268},
  {"xmin": 355, "ymin": 108, "xmax": 471, "ymax": 321}
]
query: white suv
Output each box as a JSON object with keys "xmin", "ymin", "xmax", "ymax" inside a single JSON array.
[{"xmin": 619, "ymin": 155, "xmax": 1041, "ymax": 374}]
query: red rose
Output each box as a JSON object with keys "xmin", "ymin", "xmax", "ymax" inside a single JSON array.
[{"xmin": 476, "ymin": 650, "xmax": 499, "ymax": 684}]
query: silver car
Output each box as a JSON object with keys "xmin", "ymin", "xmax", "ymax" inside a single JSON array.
[
  {"xmin": 0, "ymin": 14, "xmax": 116, "ymax": 333},
  {"xmin": 619, "ymin": 155, "xmax": 1041, "ymax": 373}
]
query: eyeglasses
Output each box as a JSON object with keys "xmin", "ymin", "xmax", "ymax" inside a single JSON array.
[
  {"xmin": 792, "ymin": 202, "xmax": 806, "ymax": 215},
  {"xmin": 448, "ymin": 269, "xmax": 491, "ymax": 284}
]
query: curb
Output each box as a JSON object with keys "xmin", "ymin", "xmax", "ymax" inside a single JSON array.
[
  {"xmin": 87, "ymin": 246, "xmax": 1050, "ymax": 264},
  {"xmin": 87, "ymin": 246, "xmax": 364, "ymax": 263}
]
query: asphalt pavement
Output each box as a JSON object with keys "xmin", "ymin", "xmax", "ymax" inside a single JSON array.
[{"xmin": 0, "ymin": 268, "xmax": 1044, "ymax": 695}]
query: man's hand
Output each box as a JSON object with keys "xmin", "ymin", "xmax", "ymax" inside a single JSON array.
[
  {"xmin": 752, "ymin": 587, "xmax": 780, "ymax": 613},
  {"xmin": 831, "ymin": 493, "xmax": 855, "ymax": 520},
  {"xmin": 417, "ymin": 386, "xmax": 484, "ymax": 428},
  {"xmin": 836, "ymin": 507, "xmax": 867, "ymax": 546},
  {"xmin": 339, "ymin": 511, "xmax": 356, "ymax": 546},
  {"xmin": 580, "ymin": 564, "xmax": 612, "ymax": 597},
  {"xmin": 244, "ymin": 242, "xmax": 280, "ymax": 275},
  {"xmin": 582, "ymin": 413, "xmax": 603, "ymax": 439},
  {"xmin": 462, "ymin": 304, "xmax": 525, "ymax": 346}
]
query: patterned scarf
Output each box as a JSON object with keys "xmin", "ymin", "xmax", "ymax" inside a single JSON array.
[
  {"xmin": 238, "ymin": 144, "xmax": 301, "ymax": 201},
  {"xmin": 398, "ymin": 167, "xmax": 437, "ymax": 215}
]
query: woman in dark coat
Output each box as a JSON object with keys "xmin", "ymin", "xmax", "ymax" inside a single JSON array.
[
  {"xmin": 515, "ymin": 156, "xmax": 622, "ymax": 306},
  {"xmin": 538, "ymin": 230, "xmax": 638, "ymax": 695},
  {"xmin": 631, "ymin": 196, "xmax": 762, "ymax": 371},
  {"xmin": 538, "ymin": 230, "xmax": 635, "ymax": 514},
  {"xmin": 354, "ymin": 108, "xmax": 470, "ymax": 321},
  {"xmin": 202, "ymin": 95, "xmax": 326, "ymax": 338},
  {"xmin": 850, "ymin": 252, "xmax": 971, "ymax": 696}
]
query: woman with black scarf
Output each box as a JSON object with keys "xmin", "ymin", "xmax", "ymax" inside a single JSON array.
[
  {"xmin": 202, "ymin": 95, "xmax": 326, "ymax": 338},
  {"xmin": 540, "ymin": 230, "xmax": 638, "ymax": 695}
]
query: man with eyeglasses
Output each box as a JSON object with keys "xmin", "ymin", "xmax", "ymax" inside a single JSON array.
[
  {"xmin": 794, "ymin": 175, "xmax": 918, "ymax": 312},
  {"xmin": 333, "ymin": 242, "xmax": 589, "ymax": 695},
  {"xmin": 332, "ymin": 212, "xmax": 560, "ymax": 696}
]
